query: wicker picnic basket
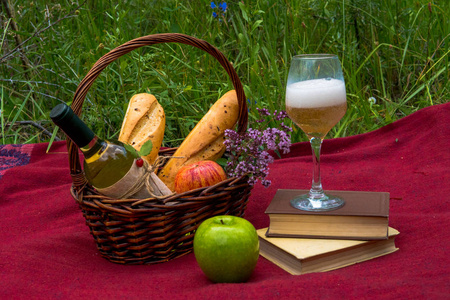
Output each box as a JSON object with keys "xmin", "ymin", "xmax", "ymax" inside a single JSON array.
[{"xmin": 66, "ymin": 33, "xmax": 252, "ymax": 265}]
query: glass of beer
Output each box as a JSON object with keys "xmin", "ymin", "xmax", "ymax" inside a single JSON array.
[{"xmin": 285, "ymin": 54, "xmax": 347, "ymax": 211}]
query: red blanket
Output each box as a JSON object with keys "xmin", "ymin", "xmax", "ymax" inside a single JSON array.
[{"xmin": 1, "ymin": 103, "xmax": 449, "ymax": 299}]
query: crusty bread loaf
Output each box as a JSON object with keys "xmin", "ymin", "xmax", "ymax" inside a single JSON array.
[
  {"xmin": 158, "ymin": 90, "xmax": 239, "ymax": 191},
  {"xmin": 119, "ymin": 93, "xmax": 165, "ymax": 164}
]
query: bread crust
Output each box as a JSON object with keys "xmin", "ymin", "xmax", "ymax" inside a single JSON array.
[
  {"xmin": 119, "ymin": 93, "xmax": 165, "ymax": 164},
  {"xmin": 158, "ymin": 90, "xmax": 239, "ymax": 191}
]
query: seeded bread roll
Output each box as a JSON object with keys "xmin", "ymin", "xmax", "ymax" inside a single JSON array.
[
  {"xmin": 158, "ymin": 90, "xmax": 239, "ymax": 191},
  {"xmin": 119, "ymin": 93, "xmax": 165, "ymax": 165}
]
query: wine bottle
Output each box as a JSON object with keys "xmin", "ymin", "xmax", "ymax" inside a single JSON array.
[
  {"xmin": 50, "ymin": 103, "xmax": 136, "ymax": 187},
  {"xmin": 50, "ymin": 103, "xmax": 172, "ymax": 198}
]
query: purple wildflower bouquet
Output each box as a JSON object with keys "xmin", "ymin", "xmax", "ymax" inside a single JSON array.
[{"xmin": 223, "ymin": 108, "xmax": 292, "ymax": 187}]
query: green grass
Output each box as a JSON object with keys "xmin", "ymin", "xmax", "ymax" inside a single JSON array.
[{"xmin": 1, "ymin": 0, "xmax": 449, "ymax": 146}]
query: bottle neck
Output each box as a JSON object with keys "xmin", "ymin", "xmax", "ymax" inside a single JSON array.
[
  {"xmin": 80, "ymin": 136, "xmax": 107, "ymax": 161},
  {"xmin": 50, "ymin": 103, "xmax": 102, "ymax": 151}
]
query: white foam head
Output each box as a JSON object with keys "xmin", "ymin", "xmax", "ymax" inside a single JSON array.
[{"xmin": 286, "ymin": 78, "xmax": 346, "ymax": 108}]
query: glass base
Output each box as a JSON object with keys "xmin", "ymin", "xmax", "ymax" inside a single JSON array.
[{"xmin": 290, "ymin": 193, "xmax": 345, "ymax": 212}]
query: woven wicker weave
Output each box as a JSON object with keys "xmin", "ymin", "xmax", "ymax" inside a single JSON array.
[{"xmin": 66, "ymin": 33, "xmax": 252, "ymax": 264}]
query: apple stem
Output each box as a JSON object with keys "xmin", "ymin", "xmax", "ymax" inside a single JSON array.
[{"xmin": 220, "ymin": 219, "xmax": 224, "ymax": 225}]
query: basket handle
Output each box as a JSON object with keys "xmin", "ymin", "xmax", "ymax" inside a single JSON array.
[{"xmin": 67, "ymin": 33, "xmax": 248, "ymax": 189}]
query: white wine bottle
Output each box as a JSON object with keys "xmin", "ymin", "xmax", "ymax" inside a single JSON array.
[{"xmin": 50, "ymin": 103, "xmax": 171, "ymax": 198}]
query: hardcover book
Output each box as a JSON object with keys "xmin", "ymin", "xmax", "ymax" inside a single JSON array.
[
  {"xmin": 265, "ymin": 189, "xmax": 390, "ymax": 240},
  {"xmin": 258, "ymin": 227, "xmax": 399, "ymax": 275}
]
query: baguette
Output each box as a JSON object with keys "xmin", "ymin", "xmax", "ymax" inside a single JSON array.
[
  {"xmin": 158, "ymin": 90, "xmax": 239, "ymax": 191},
  {"xmin": 119, "ymin": 93, "xmax": 165, "ymax": 164}
]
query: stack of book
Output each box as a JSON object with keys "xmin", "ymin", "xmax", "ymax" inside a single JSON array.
[{"xmin": 258, "ymin": 189, "xmax": 399, "ymax": 275}]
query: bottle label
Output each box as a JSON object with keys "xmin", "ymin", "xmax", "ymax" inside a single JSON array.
[{"xmin": 96, "ymin": 159, "xmax": 172, "ymax": 199}]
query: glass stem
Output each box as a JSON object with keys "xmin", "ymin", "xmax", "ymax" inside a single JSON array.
[{"xmin": 309, "ymin": 137, "xmax": 325, "ymax": 199}]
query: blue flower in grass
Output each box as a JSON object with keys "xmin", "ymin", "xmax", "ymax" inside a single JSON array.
[
  {"xmin": 219, "ymin": 2, "xmax": 227, "ymax": 12},
  {"xmin": 211, "ymin": 2, "xmax": 227, "ymax": 18}
]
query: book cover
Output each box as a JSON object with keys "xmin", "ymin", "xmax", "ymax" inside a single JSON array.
[
  {"xmin": 265, "ymin": 189, "xmax": 390, "ymax": 240},
  {"xmin": 258, "ymin": 227, "xmax": 399, "ymax": 275}
]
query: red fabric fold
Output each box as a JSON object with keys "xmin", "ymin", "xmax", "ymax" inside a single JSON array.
[{"xmin": 1, "ymin": 103, "xmax": 449, "ymax": 299}]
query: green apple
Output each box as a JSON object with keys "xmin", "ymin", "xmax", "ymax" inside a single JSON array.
[{"xmin": 193, "ymin": 215, "xmax": 260, "ymax": 283}]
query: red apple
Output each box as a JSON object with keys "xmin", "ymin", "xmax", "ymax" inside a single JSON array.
[{"xmin": 174, "ymin": 160, "xmax": 227, "ymax": 193}]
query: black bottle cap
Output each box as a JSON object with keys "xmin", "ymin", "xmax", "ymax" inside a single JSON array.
[{"xmin": 50, "ymin": 103, "xmax": 95, "ymax": 148}]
